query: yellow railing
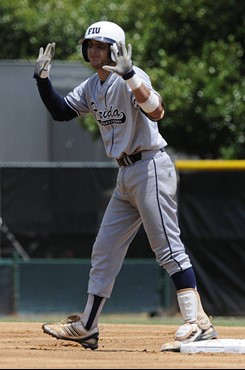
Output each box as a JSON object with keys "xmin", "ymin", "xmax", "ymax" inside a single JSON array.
[{"xmin": 175, "ymin": 160, "xmax": 245, "ymax": 171}]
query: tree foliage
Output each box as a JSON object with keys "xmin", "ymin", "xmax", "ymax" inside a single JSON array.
[{"xmin": 0, "ymin": 0, "xmax": 244, "ymax": 158}]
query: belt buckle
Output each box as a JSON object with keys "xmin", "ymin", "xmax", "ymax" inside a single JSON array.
[
  {"xmin": 116, "ymin": 155, "xmax": 130, "ymax": 167},
  {"xmin": 117, "ymin": 152, "xmax": 142, "ymax": 167},
  {"xmin": 116, "ymin": 157, "xmax": 126, "ymax": 167}
]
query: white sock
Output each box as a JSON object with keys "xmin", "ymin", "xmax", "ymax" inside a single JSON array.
[{"xmin": 81, "ymin": 294, "xmax": 106, "ymax": 330}]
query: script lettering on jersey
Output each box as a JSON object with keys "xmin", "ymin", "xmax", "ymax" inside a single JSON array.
[
  {"xmin": 91, "ymin": 102, "xmax": 126, "ymax": 126},
  {"xmin": 87, "ymin": 27, "xmax": 101, "ymax": 35}
]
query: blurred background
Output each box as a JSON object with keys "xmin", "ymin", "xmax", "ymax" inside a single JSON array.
[{"xmin": 0, "ymin": 0, "xmax": 244, "ymax": 318}]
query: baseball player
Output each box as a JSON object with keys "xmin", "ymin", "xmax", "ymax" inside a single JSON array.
[{"xmin": 34, "ymin": 21, "xmax": 217, "ymax": 352}]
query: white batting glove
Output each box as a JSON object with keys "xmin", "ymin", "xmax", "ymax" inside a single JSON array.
[
  {"xmin": 103, "ymin": 41, "xmax": 133, "ymax": 77},
  {"xmin": 34, "ymin": 42, "xmax": 56, "ymax": 78}
]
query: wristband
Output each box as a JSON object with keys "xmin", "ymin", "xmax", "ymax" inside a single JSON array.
[
  {"xmin": 123, "ymin": 70, "xmax": 142, "ymax": 91},
  {"xmin": 122, "ymin": 69, "xmax": 135, "ymax": 80},
  {"xmin": 139, "ymin": 91, "xmax": 159, "ymax": 113}
]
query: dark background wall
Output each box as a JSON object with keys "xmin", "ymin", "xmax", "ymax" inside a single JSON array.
[
  {"xmin": 0, "ymin": 163, "xmax": 153, "ymax": 259},
  {"xmin": 178, "ymin": 170, "xmax": 245, "ymax": 316},
  {"xmin": 0, "ymin": 164, "xmax": 244, "ymax": 316}
]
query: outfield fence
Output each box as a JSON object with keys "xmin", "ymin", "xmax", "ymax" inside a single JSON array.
[
  {"xmin": 0, "ymin": 258, "xmax": 175, "ymax": 315},
  {"xmin": 0, "ymin": 161, "xmax": 244, "ymax": 316}
]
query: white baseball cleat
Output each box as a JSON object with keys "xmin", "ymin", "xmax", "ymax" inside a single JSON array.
[
  {"xmin": 161, "ymin": 320, "xmax": 218, "ymax": 352},
  {"xmin": 161, "ymin": 288, "xmax": 218, "ymax": 352},
  {"xmin": 42, "ymin": 315, "xmax": 99, "ymax": 350}
]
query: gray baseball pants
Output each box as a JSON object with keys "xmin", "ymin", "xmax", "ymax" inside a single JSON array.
[{"xmin": 88, "ymin": 149, "xmax": 192, "ymax": 298}]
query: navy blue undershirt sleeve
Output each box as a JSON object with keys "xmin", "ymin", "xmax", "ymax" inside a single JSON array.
[{"xmin": 34, "ymin": 75, "xmax": 77, "ymax": 121}]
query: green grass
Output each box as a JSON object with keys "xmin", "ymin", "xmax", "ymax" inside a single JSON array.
[
  {"xmin": 0, "ymin": 313, "xmax": 244, "ymax": 327},
  {"xmin": 101, "ymin": 314, "xmax": 245, "ymax": 327}
]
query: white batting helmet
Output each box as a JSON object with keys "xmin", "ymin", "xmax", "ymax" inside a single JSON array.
[{"xmin": 81, "ymin": 21, "xmax": 125, "ymax": 62}]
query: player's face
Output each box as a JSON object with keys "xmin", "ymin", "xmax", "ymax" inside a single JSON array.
[{"xmin": 87, "ymin": 40, "xmax": 112, "ymax": 69}]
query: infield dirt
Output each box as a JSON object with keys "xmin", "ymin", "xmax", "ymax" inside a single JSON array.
[{"xmin": 0, "ymin": 322, "xmax": 244, "ymax": 369}]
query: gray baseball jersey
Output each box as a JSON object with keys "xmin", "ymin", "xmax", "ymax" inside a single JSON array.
[{"xmin": 65, "ymin": 66, "xmax": 167, "ymax": 159}]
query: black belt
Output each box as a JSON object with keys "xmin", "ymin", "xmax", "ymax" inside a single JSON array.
[
  {"xmin": 116, "ymin": 148, "xmax": 165, "ymax": 167},
  {"xmin": 116, "ymin": 152, "xmax": 142, "ymax": 167}
]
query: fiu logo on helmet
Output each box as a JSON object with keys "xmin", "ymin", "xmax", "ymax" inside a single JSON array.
[
  {"xmin": 87, "ymin": 27, "xmax": 101, "ymax": 35},
  {"xmin": 91, "ymin": 102, "xmax": 126, "ymax": 126}
]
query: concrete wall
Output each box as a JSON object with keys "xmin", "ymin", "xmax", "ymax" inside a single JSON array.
[
  {"xmin": 0, "ymin": 259, "xmax": 175, "ymax": 314},
  {"xmin": 0, "ymin": 60, "xmax": 112, "ymax": 163}
]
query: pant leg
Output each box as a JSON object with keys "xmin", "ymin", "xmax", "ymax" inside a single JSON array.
[
  {"xmin": 128, "ymin": 151, "xmax": 192, "ymax": 276},
  {"xmin": 88, "ymin": 193, "xmax": 142, "ymax": 298}
]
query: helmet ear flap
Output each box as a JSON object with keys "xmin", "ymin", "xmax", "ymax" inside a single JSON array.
[{"xmin": 81, "ymin": 40, "xmax": 89, "ymax": 62}]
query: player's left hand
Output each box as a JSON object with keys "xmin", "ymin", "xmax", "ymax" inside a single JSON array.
[
  {"xmin": 103, "ymin": 41, "xmax": 133, "ymax": 76},
  {"xmin": 34, "ymin": 42, "xmax": 56, "ymax": 78}
]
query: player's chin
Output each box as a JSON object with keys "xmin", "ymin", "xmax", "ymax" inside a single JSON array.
[{"xmin": 89, "ymin": 58, "xmax": 102, "ymax": 68}]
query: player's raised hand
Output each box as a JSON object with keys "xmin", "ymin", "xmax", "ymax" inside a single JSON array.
[
  {"xmin": 34, "ymin": 42, "xmax": 56, "ymax": 78},
  {"xmin": 103, "ymin": 41, "xmax": 133, "ymax": 76}
]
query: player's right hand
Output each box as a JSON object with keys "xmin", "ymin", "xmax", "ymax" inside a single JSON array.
[
  {"xmin": 103, "ymin": 41, "xmax": 133, "ymax": 77},
  {"xmin": 34, "ymin": 42, "xmax": 56, "ymax": 78}
]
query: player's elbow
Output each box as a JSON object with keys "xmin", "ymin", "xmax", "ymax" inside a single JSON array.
[
  {"xmin": 147, "ymin": 103, "xmax": 165, "ymax": 121},
  {"xmin": 49, "ymin": 103, "xmax": 76, "ymax": 122},
  {"xmin": 139, "ymin": 93, "xmax": 165, "ymax": 121},
  {"xmin": 50, "ymin": 112, "xmax": 66, "ymax": 122}
]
